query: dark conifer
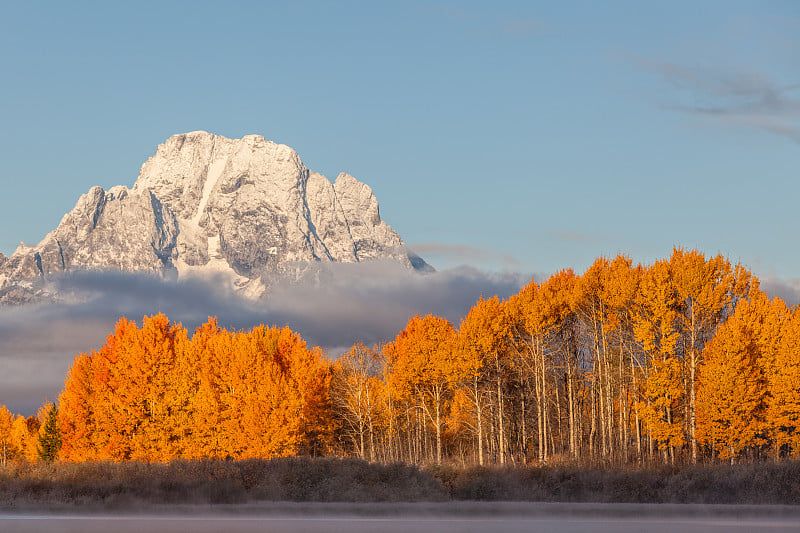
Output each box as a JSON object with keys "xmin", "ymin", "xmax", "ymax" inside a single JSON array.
[{"xmin": 37, "ymin": 404, "xmax": 61, "ymax": 462}]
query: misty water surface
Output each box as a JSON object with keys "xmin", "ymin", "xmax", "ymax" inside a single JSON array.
[{"xmin": 3, "ymin": 503, "xmax": 800, "ymax": 533}]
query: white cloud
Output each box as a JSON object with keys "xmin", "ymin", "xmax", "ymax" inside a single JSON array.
[
  {"xmin": 0, "ymin": 264, "xmax": 527, "ymax": 415},
  {"xmin": 760, "ymin": 276, "xmax": 800, "ymax": 306}
]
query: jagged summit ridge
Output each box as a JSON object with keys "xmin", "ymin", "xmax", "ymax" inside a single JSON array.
[{"xmin": 0, "ymin": 131, "xmax": 427, "ymax": 303}]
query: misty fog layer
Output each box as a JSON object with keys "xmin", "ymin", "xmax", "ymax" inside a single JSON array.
[
  {"xmin": 3, "ymin": 502, "xmax": 800, "ymax": 533},
  {"xmin": 0, "ymin": 263, "xmax": 526, "ymax": 414},
  {"xmin": 3, "ymin": 260, "xmax": 797, "ymax": 416}
]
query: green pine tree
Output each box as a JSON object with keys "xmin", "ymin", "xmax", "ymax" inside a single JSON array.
[{"xmin": 37, "ymin": 404, "xmax": 61, "ymax": 462}]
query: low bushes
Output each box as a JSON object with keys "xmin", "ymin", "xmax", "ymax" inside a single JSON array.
[
  {"xmin": 3, "ymin": 458, "xmax": 800, "ymax": 508},
  {"xmin": 0, "ymin": 457, "xmax": 447, "ymax": 508},
  {"xmin": 428, "ymin": 461, "xmax": 800, "ymax": 504}
]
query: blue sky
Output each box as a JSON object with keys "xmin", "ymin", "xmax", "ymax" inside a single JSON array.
[{"xmin": 1, "ymin": 0, "xmax": 798, "ymax": 280}]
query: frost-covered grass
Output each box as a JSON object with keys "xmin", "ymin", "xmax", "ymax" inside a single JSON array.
[
  {"xmin": 2, "ymin": 458, "xmax": 800, "ymax": 510},
  {"xmin": 0, "ymin": 457, "xmax": 446, "ymax": 509},
  {"xmin": 428, "ymin": 461, "xmax": 800, "ymax": 504}
]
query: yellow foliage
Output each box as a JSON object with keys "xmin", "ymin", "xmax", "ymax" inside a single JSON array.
[
  {"xmin": 638, "ymin": 358, "xmax": 685, "ymax": 449},
  {"xmin": 696, "ymin": 313, "xmax": 766, "ymax": 459},
  {"xmin": 58, "ymin": 315, "xmax": 332, "ymax": 462}
]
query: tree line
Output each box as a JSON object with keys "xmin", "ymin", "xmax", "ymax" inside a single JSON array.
[{"xmin": 1, "ymin": 248, "xmax": 799, "ymax": 467}]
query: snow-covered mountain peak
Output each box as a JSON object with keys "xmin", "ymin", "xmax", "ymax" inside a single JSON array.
[{"xmin": 0, "ymin": 132, "xmax": 428, "ymax": 304}]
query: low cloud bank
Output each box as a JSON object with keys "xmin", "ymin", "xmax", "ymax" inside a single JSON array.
[
  {"xmin": 760, "ymin": 276, "xmax": 800, "ymax": 306},
  {"xmin": 0, "ymin": 263, "xmax": 527, "ymax": 415}
]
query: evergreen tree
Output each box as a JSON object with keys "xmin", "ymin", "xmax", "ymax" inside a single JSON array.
[{"xmin": 37, "ymin": 404, "xmax": 61, "ymax": 462}]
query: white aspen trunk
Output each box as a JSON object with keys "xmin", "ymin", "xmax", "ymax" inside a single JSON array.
[
  {"xmin": 534, "ymin": 345, "xmax": 544, "ymax": 463},
  {"xmin": 496, "ymin": 354, "xmax": 505, "ymax": 465},
  {"xmin": 567, "ymin": 363, "xmax": 577, "ymax": 459},
  {"xmin": 489, "ymin": 415, "xmax": 496, "ymax": 463},
  {"xmin": 435, "ymin": 392, "xmax": 442, "ymax": 465},
  {"xmin": 632, "ymin": 357, "xmax": 642, "ymax": 462},
  {"xmin": 521, "ymin": 396, "xmax": 527, "ymax": 464},
  {"xmin": 474, "ymin": 376, "xmax": 484, "ymax": 466},
  {"xmin": 589, "ymin": 372, "xmax": 597, "ymax": 459},
  {"xmin": 359, "ymin": 418, "xmax": 366, "ymax": 459},
  {"xmin": 368, "ymin": 412, "xmax": 375, "ymax": 462},
  {"xmin": 540, "ymin": 338, "xmax": 549, "ymax": 463},
  {"xmin": 666, "ymin": 405, "xmax": 674, "ymax": 465},
  {"xmin": 619, "ymin": 343, "xmax": 627, "ymax": 461},
  {"xmin": 600, "ymin": 318, "xmax": 613, "ymax": 459},
  {"xmin": 555, "ymin": 373, "xmax": 563, "ymax": 458},
  {"xmin": 591, "ymin": 309, "xmax": 606, "ymax": 459}
]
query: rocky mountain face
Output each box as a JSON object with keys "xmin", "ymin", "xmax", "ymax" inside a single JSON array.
[{"xmin": 0, "ymin": 131, "xmax": 427, "ymax": 303}]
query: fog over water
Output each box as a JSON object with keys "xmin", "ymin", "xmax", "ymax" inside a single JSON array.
[{"xmin": 3, "ymin": 503, "xmax": 800, "ymax": 533}]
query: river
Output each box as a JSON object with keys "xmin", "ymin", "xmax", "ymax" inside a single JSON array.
[{"xmin": 3, "ymin": 502, "xmax": 800, "ymax": 532}]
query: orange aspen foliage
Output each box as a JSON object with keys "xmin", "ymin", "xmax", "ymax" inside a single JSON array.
[
  {"xmin": 47, "ymin": 249, "xmax": 800, "ymax": 468},
  {"xmin": 767, "ymin": 305, "xmax": 800, "ymax": 455},
  {"xmin": 633, "ymin": 259, "xmax": 684, "ymax": 454},
  {"xmin": 638, "ymin": 357, "xmax": 686, "ymax": 450},
  {"xmin": 571, "ymin": 257, "xmax": 642, "ymax": 461},
  {"xmin": 459, "ymin": 296, "xmax": 506, "ymax": 380},
  {"xmin": 0, "ymin": 406, "xmax": 14, "ymax": 465},
  {"xmin": 279, "ymin": 328, "xmax": 334, "ymax": 456},
  {"xmin": 669, "ymin": 248, "xmax": 753, "ymax": 462},
  {"xmin": 185, "ymin": 318, "xmax": 227, "ymax": 458},
  {"xmin": 93, "ymin": 314, "xmax": 189, "ymax": 461},
  {"xmin": 696, "ymin": 312, "xmax": 767, "ymax": 460},
  {"xmin": 457, "ymin": 295, "xmax": 509, "ymax": 465},
  {"xmin": 600, "ymin": 255, "xmax": 640, "ymax": 331},
  {"xmin": 387, "ymin": 314, "xmax": 461, "ymax": 464},
  {"xmin": 59, "ymin": 315, "xmax": 332, "ymax": 462},
  {"xmin": 510, "ymin": 270, "xmax": 578, "ymax": 463},
  {"xmin": 0, "ymin": 407, "xmax": 40, "ymax": 464},
  {"xmin": 200, "ymin": 324, "xmax": 332, "ymax": 459},
  {"xmin": 15, "ymin": 415, "xmax": 41, "ymax": 463},
  {"xmin": 58, "ymin": 353, "xmax": 97, "ymax": 461},
  {"xmin": 633, "ymin": 259, "xmax": 681, "ymax": 359}
]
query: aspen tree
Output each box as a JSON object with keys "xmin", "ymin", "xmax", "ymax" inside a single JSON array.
[
  {"xmin": 766, "ymin": 304, "xmax": 800, "ymax": 456},
  {"xmin": 0, "ymin": 406, "xmax": 14, "ymax": 466},
  {"xmin": 669, "ymin": 248, "xmax": 751, "ymax": 463},
  {"xmin": 457, "ymin": 296, "xmax": 506, "ymax": 465},
  {"xmin": 387, "ymin": 315, "xmax": 461, "ymax": 464},
  {"xmin": 696, "ymin": 314, "xmax": 766, "ymax": 461}
]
